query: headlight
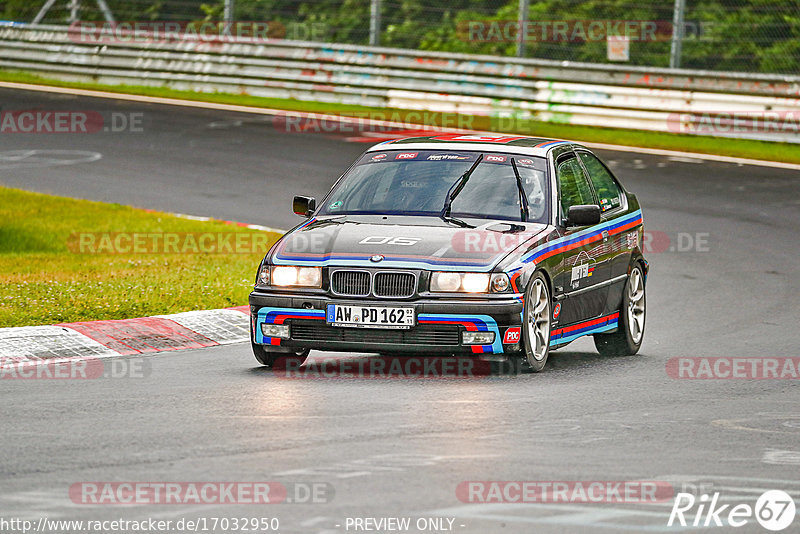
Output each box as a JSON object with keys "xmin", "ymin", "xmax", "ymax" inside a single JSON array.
[
  {"xmin": 429, "ymin": 272, "xmax": 486, "ymax": 293},
  {"xmin": 270, "ymin": 266, "xmax": 322, "ymax": 288},
  {"xmin": 490, "ymin": 273, "xmax": 510, "ymax": 292},
  {"xmin": 430, "ymin": 272, "xmax": 510, "ymax": 293},
  {"xmin": 431, "ymin": 272, "xmax": 462, "ymax": 292},
  {"xmin": 462, "ymin": 273, "xmax": 490, "ymax": 293}
]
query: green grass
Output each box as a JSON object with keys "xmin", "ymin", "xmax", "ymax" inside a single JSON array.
[
  {"xmin": 0, "ymin": 187, "xmax": 282, "ymax": 327},
  {"xmin": 2, "ymin": 69, "xmax": 797, "ymax": 165}
]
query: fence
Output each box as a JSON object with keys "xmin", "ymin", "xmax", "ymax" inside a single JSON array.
[
  {"xmin": 4, "ymin": 0, "xmax": 800, "ymax": 75},
  {"xmin": 1, "ymin": 24, "xmax": 799, "ymax": 142}
]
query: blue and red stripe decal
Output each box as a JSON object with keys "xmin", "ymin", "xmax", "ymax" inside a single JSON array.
[
  {"xmin": 256, "ymin": 307, "xmax": 325, "ymax": 345},
  {"xmin": 273, "ymin": 252, "xmax": 497, "ymax": 271},
  {"xmin": 418, "ymin": 313, "xmax": 503, "ymax": 354},
  {"xmin": 550, "ymin": 312, "xmax": 619, "ymax": 345},
  {"xmin": 520, "ymin": 210, "xmax": 643, "ymax": 266},
  {"xmin": 255, "ymin": 307, "xmax": 504, "ymax": 354}
]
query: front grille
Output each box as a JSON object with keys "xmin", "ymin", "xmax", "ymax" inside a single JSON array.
[
  {"xmin": 374, "ymin": 272, "xmax": 415, "ymax": 298},
  {"xmin": 330, "ymin": 269, "xmax": 417, "ymax": 298},
  {"xmin": 290, "ymin": 320, "xmax": 460, "ymax": 346},
  {"xmin": 331, "ymin": 270, "xmax": 370, "ymax": 296}
]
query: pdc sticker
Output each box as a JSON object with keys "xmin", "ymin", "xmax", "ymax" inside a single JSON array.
[
  {"xmin": 395, "ymin": 152, "xmax": 418, "ymax": 160},
  {"xmin": 485, "ymin": 155, "xmax": 507, "ymax": 163},
  {"xmin": 503, "ymin": 327, "xmax": 521, "ymax": 344}
]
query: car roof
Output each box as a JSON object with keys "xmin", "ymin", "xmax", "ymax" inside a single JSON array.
[{"xmin": 366, "ymin": 134, "xmax": 581, "ymax": 158}]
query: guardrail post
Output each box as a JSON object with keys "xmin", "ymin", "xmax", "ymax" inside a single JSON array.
[
  {"xmin": 369, "ymin": 0, "xmax": 381, "ymax": 46},
  {"xmin": 669, "ymin": 0, "xmax": 686, "ymax": 68},
  {"xmin": 517, "ymin": 0, "xmax": 529, "ymax": 57}
]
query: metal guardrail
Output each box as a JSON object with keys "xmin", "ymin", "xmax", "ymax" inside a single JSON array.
[{"xmin": 1, "ymin": 24, "xmax": 799, "ymax": 143}]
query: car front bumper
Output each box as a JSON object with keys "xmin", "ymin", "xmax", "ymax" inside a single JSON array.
[{"xmin": 249, "ymin": 290, "xmax": 524, "ymax": 355}]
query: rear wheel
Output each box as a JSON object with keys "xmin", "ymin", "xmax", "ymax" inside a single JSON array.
[
  {"xmin": 251, "ymin": 341, "xmax": 310, "ymax": 368},
  {"xmin": 522, "ymin": 273, "xmax": 552, "ymax": 372},
  {"xmin": 594, "ymin": 264, "xmax": 646, "ymax": 356}
]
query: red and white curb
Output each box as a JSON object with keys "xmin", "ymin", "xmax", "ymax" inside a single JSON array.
[{"xmin": 0, "ymin": 306, "xmax": 250, "ymax": 364}]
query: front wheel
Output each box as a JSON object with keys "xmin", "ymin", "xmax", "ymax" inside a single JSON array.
[
  {"xmin": 594, "ymin": 263, "xmax": 646, "ymax": 356},
  {"xmin": 522, "ymin": 273, "xmax": 552, "ymax": 372}
]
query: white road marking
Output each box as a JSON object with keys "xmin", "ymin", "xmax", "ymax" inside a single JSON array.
[
  {"xmin": 0, "ymin": 149, "xmax": 102, "ymax": 170},
  {"xmin": 3, "ymin": 81, "xmax": 799, "ymax": 171},
  {"xmin": 763, "ymin": 449, "xmax": 800, "ymax": 466},
  {"xmin": 667, "ymin": 156, "xmax": 705, "ymax": 164}
]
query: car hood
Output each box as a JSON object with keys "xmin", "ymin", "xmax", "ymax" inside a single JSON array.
[{"xmin": 270, "ymin": 215, "xmax": 548, "ymax": 272}]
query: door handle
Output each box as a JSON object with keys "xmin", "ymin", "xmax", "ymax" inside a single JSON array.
[{"xmin": 602, "ymin": 230, "xmax": 609, "ymax": 242}]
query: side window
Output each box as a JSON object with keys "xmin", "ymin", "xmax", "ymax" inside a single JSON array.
[
  {"xmin": 578, "ymin": 152, "xmax": 623, "ymax": 212},
  {"xmin": 557, "ymin": 155, "xmax": 595, "ymax": 218}
]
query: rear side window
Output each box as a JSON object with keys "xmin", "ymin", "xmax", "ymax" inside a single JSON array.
[
  {"xmin": 557, "ymin": 156, "xmax": 594, "ymax": 217},
  {"xmin": 578, "ymin": 152, "xmax": 623, "ymax": 212}
]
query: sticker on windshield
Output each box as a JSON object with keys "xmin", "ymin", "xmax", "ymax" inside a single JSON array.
[
  {"xmin": 370, "ymin": 153, "xmax": 387, "ymax": 162},
  {"xmin": 485, "ymin": 155, "xmax": 507, "ymax": 163},
  {"xmin": 517, "ymin": 158, "xmax": 535, "ymax": 166},
  {"xmin": 329, "ymin": 201, "xmax": 343, "ymax": 210},
  {"xmin": 395, "ymin": 152, "xmax": 418, "ymax": 160},
  {"xmin": 427, "ymin": 154, "xmax": 471, "ymax": 161}
]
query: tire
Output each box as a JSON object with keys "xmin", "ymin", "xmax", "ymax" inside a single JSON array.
[
  {"xmin": 522, "ymin": 272, "xmax": 552, "ymax": 372},
  {"xmin": 594, "ymin": 263, "xmax": 646, "ymax": 357},
  {"xmin": 251, "ymin": 341, "xmax": 310, "ymax": 368}
]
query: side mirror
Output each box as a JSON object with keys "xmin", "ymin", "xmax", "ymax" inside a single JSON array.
[
  {"xmin": 566, "ymin": 204, "xmax": 601, "ymax": 226},
  {"xmin": 293, "ymin": 195, "xmax": 316, "ymax": 217}
]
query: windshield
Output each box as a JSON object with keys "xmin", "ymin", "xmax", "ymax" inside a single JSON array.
[{"xmin": 318, "ymin": 150, "xmax": 549, "ymax": 223}]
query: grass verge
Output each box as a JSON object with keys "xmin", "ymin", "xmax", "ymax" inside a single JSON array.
[
  {"xmin": 0, "ymin": 186, "xmax": 282, "ymax": 327},
  {"xmin": 1, "ymin": 69, "xmax": 797, "ymax": 165}
]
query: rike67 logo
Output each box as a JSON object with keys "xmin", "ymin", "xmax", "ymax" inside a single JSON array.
[{"xmin": 668, "ymin": 490, "xmax": 796, "ymax": 531}]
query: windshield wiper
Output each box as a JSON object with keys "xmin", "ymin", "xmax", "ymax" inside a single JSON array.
[
  {"xmin": 510, "ymin": 158, "xmax": 529, "ymax": 222},
  {"xmin": 440, "ymin": 154, "xmax": 484, "ymax": 226}
]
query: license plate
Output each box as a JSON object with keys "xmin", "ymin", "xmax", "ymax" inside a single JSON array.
[{"xmin": 326, "ymin": 304, "xmax": 415, "ymax": 329}]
